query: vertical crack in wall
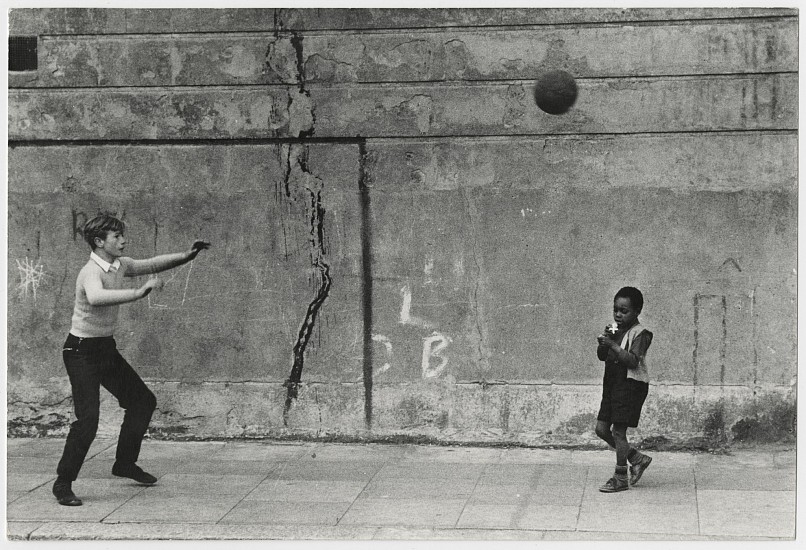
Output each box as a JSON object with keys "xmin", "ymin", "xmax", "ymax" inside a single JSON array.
[
  {"xmin": 462, "ymin": 187, "xmax": 491, "ymax": 373},
  {"xmin": 282, "ymin": 145, "xmax": 332, "ymax": 425},
  {"xmin": 359, "ymin": 140, "xmax": 374, "ymax": 430},
  {"xmin": 692, "ymin": 294, "xmax": 699, "ymax": 386},
  {"xmin": 720, "ymin": 295, "xmax": 727, "ymax": 385},
  {"xmin": 290, "ymin": 32, "xmax": 316, "ymax": 139}
]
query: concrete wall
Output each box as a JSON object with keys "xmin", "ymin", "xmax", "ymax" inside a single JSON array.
[{"xmin": 8, "ymin": 8, "xmax": 797, "ymax": 446}]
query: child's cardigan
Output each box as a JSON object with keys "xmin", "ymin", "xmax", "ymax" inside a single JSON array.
[{"xmin": 620, "ymin": 323, "xmax": 650, "ymax": 383}]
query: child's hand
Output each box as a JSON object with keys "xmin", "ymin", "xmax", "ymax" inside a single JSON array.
[
  {"xmin": 139, "ymin": 277, "xmax": 164, "ymax": 298},
  {"xmin": 189, "ymin": 240, "xmax": 211, "ymax": 259}
]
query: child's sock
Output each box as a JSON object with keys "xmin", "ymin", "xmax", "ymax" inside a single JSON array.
[
  {"xmin": 627, "ymin": 448, "xmax": 640, "ymax": 464},
  {"xmin": 615, "ymin": 465, "xmax": 628, "ymax": 480}
]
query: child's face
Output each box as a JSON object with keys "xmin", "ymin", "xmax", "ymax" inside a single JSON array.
[
  {"xmin": 613, "ymin": 297, "xmax": 639, "ymax": 329},
  {"xmin": 95, "ymin": 230, "xmax": 127, "ymax": 259}
]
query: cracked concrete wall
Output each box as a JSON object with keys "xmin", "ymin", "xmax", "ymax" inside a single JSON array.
[{"xmin": 8, "ymin": 8, "xmax": 797, "ymax": 445}]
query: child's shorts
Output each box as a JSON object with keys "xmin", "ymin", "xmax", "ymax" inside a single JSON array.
[{"xmin": 597, "ymin": 377, "xmax": 649, "ymax": 428}]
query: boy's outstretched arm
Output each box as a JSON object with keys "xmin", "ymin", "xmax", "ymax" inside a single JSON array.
[
  {"xmin": 84, "ymin": 274, "xmax": 164, "ymax": 306},
  {"xmin": 124, "ymin": 241, "xmax": 211, "ymax": 277}
]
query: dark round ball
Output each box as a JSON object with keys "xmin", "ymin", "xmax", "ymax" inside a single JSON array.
[{"xmin": 533, "ymin": 70, "xmax": 578, "ymax": 115}]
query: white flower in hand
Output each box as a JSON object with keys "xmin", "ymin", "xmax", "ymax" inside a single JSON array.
[{"xmin": 606, "ymin": 323, "xmax": 618, "ymax": 335}]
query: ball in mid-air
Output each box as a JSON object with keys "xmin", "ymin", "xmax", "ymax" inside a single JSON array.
[{"xmin": 533, "ymin": 70, "xmax": 578, "ymax": 115}]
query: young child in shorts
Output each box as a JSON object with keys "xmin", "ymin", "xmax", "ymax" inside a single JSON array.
[{"xmin": 595, "ymin": 286, "xmax": 654, "ymax": 493}]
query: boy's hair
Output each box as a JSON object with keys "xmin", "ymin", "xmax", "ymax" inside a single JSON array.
[
  {"xmin": 615, "ymin": 286, "xmax": 644, "ymax": 313},
  {"xmin": 82, "ymin": 214, "xmax": 125, "ymax": 249}
]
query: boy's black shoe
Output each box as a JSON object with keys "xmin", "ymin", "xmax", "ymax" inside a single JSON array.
[
  {"xmin": 630, "ymin": 454, "xmax": 653, "ymax": 485},
  {"xmin": 52, "ymin": 479, "xmax": 83, "ymax": 506},
  {"xmin": 112, "ymin": 463, "xmax": 158, "ymax": 485},
  {"xmin": 599, "ymin": 475, "xmax": 629, "ymax": 493}
]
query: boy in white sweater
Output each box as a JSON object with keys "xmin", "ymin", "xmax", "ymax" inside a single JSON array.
[{"xmin": 53, "ymin": 214, "xmax": 210, "ymax": 506}]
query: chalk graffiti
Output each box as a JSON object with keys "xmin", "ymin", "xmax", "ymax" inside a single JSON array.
[
  {"xmin": 371, "ymin": 333, "xmax": 393, "ymax": 375},
  {"xmin": 147, "ymin": 261, "xmax": 194, "ymax": 309},
  {"xmin": 422, "ymin": 331, "xmax": 452, "ymax": 378},
  {"xmin": 390, "ymin": 282, "xmax": 453, "ymax": 379},
  {"xmin": 16, "ymin": 257, "xmax": 47, "ymax": 302},
  {"xmin": 423, "ymin": 254, "xmax": 435, "ymax": 286},
  {"xmin": 399, "ymin": 284, "xmax": 432, "ymax": 328}
]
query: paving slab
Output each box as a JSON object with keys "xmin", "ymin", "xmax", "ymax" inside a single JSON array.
[
  {"xmin": 93, "ymin": 440, "xmax": 227, "ymax": 461},
  {"xmin": 3, "ymin": 437, "xmax": 796, "ymax": 541},
  {"xmin": 534, "ymin": 464, "xmax": 591, "ymax": 486},
  {"xmin": 773, "ymin": 450, "xmax": 796, "ymax": 468},
  {"xmin": 372, "ymin": 526, "xmax": 545, "ymax": 540},
  {"xmin": 695, "ymin": 450, "xmax": 777, "ymax": 468},
  {"xmin": 577, "ymin": 501, "xmax": 700, "ymax": 535},
  {"xmin": 697, "ymin": 489, "xmax": 796, "ymax": 538},
  {"xmin": 7, "ymin": 485, "xmax": 138, "ymax": 522},
  {"xmin": 541, "ymin": 530, "xmax": 790, "ymax": 541},
  {"xmin": 400, "ymin": 445, "xmax": 503, "ymax": 463},
  {"xmin": 104, "ymin": 493, "xmax": 245, "ymax": 523},
  {"xmin": 301, "ymin": 443, "xmax": 408, "ymax": 462},
  {"xmin": 359, "ymin": 477, "xmax": 477, "ymax": 499},
  {"xmin": 246, "ymin": 479, "xmax": 368, "ymax": 502},
  {"xmin": 144, "ymin": 473, "xmax": 268, "ymax": 496},
  {"xmin": 6, "ymin": 521, "xmax": 45, "ymax": 540},
  {"xmin": 6, "ymin": 491, "xmax": 27, "ymax": 505},
  {"xmin": 513, "ymin": 503, "xmax": 581, "ymax": 531},
  {"xmin": 6, "ymin": 456, "xmax": 60, "ymax": 474},
  {"xmin": 23, "ymin": 521, "xmax": 380, "ymax": 540},
  {"xmin": 620, "ymin": 465, "xmax": 695, "ymax": 489},
  {"xmin": 6, "ymin": 472, "xmax": 56, "ymax": 492},
  {"xmin": 270, "ymin": 460, "xmax": 383, "ymax": 481},
  {"xmin": 66, "ymin": 456, "xmax": 121, "ymax": 478},
  {"xmin": 122, "ymin": 458, "xmax": 282, "ymax": 476},
  {"xmin": 339, "ymin": 498, "xmax": 467, "ymax": 527},
  {"xmin": 470, "ymin": 482, "xmax": 585, "ymax": 505},
  {"xmin": 695, "ymin": 464, "xmax": 795, "ymax": 490},
  {"xmin": 6, "ymin": 438, "xmax": 33, "ymax": 455},
  {"xmin": 499, "ymin": 448, "xmax": 573, "ymax": 464},
  {"xmin": 6, "ymin": 438, "xmax": 75, "ymax": 457},
  {"xmin": 455, "ymin": 503, "xmax": 520, "ymax": 529},
  {"xmin": 476, "ymin": 463, "xmax": 541, "ymax": 484},
  {"xmin": 209, "ymin": 442, "xmax": 309, "ymax": 461},
  {"xmin": 220, "ymin": 500, "xmax": 353, "ymax": 525},
  {"xmin": 376, "ymin": 462, "xmax": 487, "ymax": 480},
  {"xmin": 569, "ymin": 450, "xmax": 618, "ymax": 465}
]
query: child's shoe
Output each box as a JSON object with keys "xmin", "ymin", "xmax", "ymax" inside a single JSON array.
[
  {"xmin": 629, "ymin": 453, "xmax": 653, "ymax": 485},
  {"xmin": 599, "ymin": 466, "xmax": 629, "ymax": 493},
  {"xmin": 52, "ymin": 478, "xmax": 82, "ymax": 506},
  {"xmin": 112, "ymin": 462, "xmax": 158, "ymax": 485},
  {"xmin": 599, "ymin": 475, "xmax": 629, "ymax": 492}
]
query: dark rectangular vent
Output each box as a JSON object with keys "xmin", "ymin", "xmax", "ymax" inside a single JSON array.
[{"xmin": 9, "ymin": 36, "xmax": 38, "ymax": 71}]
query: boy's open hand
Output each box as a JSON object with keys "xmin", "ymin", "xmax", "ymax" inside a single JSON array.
[
  {"xmin": 189, "ymin": 240, "xmax": 211, "ymax": 259},
  {"xmin": 140, "ymin": 277, "xmax": 164, "ymax": 298}
]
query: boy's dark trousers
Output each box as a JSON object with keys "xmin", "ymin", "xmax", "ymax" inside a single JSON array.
[{"xmin": 57, "ymin": 334, "xmax": 157, "ymax": 481}]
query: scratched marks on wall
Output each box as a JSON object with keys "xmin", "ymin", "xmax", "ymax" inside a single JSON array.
[
  {"xmin": 693, "ymin": 288, "xmax": 757, "ymax": 386},
  {"xmin": 146, "ymin": 261, "xmax": 195, "ymax": 309},
  {"xmin": 15, "ymin": 257, "xmax": 47, "ymax": 301}
]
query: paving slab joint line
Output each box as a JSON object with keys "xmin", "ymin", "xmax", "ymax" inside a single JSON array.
[
  {"xmin": 215, "ymin": 460, "xmax": 288, "ymax": 525},
  {"xmin": 693, "ymin": 463, "xmax": 702, "ymax": 536},
  {"xmin": 334, "ymin": 452, "xmax": 388, "ymax": 527}
]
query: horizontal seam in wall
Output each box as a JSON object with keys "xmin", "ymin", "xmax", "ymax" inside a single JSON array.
[
  {"xmin": 15, "ymin": 14, "xmax": 799, "ymax": 38},
  {"xmin": 7, "ymin": 71, "xmax": 799, "ymax": 92},
  {"xmin": 6, "ymin": 129, "xmax": 799, "ymax": 148}
]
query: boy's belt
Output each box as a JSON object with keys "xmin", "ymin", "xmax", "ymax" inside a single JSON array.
[{"xmin": 63, "ymin": 333, "xmax": 115, "ymax": 352}]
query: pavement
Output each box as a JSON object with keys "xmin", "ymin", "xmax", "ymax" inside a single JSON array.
[{"xmin": 4, "ymin": 437, "xmax": 797, "ymax": 541}]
